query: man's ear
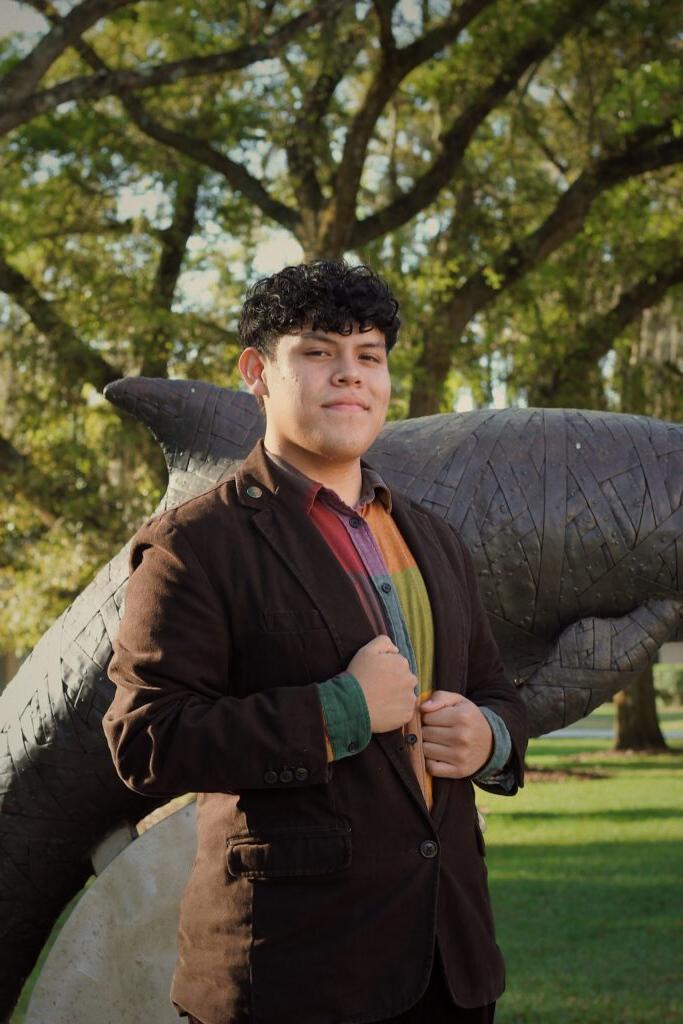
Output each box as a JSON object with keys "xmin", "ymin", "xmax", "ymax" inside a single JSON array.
[{"xmin": 238, "ymin": 347, "xmax": 269, "ymax": 399}]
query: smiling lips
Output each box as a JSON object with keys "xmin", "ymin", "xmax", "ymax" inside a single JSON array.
[{"xmin": 323, "ymin": 400, "xmax": 369, "ymax": 411}]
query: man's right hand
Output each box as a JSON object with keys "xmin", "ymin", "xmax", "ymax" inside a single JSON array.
[{"xmin": 347, "ymin": 635, "xmax": 418, "ymax": 733}]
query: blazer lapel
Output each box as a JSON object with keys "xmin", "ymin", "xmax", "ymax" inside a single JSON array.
[
  {"xmin": 234, "ymin": 438, "xmax": 377, "ymax": 660},
  {"xmin": 252, "ymin": 505, "xmax": 373, "ymax": 662}
]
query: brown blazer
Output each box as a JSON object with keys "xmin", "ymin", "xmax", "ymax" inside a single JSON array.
[{"xmin": 104, "ymin": 438, "xmax": 528, "ymax": 1024}]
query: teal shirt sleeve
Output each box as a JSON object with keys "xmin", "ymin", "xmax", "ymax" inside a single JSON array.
[
  {"xmin": 316, "ymin": 672, "xmax": 372, "ymax": 761},
  {"xmin": 471, "ymin": 706, "xmax": 516, "ymax": 794}
]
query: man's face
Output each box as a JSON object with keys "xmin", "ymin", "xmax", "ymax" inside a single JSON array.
[{"xmin": 239, "ymin": 323, "xmax": 391, "ymax": 465}]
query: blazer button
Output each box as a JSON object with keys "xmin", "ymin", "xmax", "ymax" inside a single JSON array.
[
  {"xmin": 264, "ymin": 770, "xmax": 278, "ymax": 784},
  {"xmin": 347, "ymin": 740, "xmax": 359, "ymax": 752},
  {"xmin": 279, "ymin": 768, "xmax": 294, "ymax": 783},
  {"xmin": 294, "ymin": 767, "xmax": 309, "ymax": 781},
  {"xmin": 246, "ymin": 485, "xmax": 262, "ymax": 498},
  {"xmin": 419, "ymin": 839, "xmax": 439, "ymax": 859}
]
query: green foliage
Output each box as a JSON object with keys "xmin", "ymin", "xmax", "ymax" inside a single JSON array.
[
  {"xmin": 0, "ymin": 0, "xmax": 681, "ymax": 652},
  {"xmin": 654, "ymin": 664, "xmax": 683, "ymax": 707}
]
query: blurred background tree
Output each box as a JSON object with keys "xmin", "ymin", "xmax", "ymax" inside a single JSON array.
[{"xmin": 0, "ymin": 0, "xmax": 681, "ymax": 706}]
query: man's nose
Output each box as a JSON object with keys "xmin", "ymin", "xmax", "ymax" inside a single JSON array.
[{"xmin": 332, "ymin": 358, "xmax": 362, "ymax": 383}]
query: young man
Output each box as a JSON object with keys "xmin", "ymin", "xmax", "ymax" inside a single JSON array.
[{"xmin": 103, "ymin": 259, "xmax": 528, "ymax": 1024}]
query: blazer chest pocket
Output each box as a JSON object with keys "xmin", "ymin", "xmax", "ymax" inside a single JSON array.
[
  {"xmin": 262, "ymin": 608, "xmax": 327, "ymax": 632},
  {"xmin": 226, "ymin": 823, "xmax": 352, "ymax": 880},
  {"xmin": 250, "ymin": 608, "xmax": 341, "ymax": 688}
]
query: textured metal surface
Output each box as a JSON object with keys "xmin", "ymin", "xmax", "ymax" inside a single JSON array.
[
  {"xmin": 367, "ymin": 403, "xmax": 683, "ymax": 733},
  {"xmin": 1, "ymin": 377, "xmax": 681, "ymax": 1016}
]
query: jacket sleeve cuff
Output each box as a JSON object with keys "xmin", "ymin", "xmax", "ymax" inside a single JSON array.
[
  {"xmin": 472, "ymin": 706, "xmax": 512, "ymax": 780},
  {"xmin": 316, "ymin": 672, "xmax": 372, "ymax": 761}
]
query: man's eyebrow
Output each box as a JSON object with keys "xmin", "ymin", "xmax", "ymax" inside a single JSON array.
[{"xmin": 301, "ymin": 330, "xmax": 385, "ymax": 348}]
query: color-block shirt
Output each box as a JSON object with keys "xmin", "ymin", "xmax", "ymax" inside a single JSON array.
[{"xmin": 263, "ymin": 446, "xmax": 514, "ymax": 811}]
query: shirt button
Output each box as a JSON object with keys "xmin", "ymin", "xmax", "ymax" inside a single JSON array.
[
  {"xmin": 405, "ymin": 733, "xmax": 417, "ymax": 745},
  {"xmin": 349, "ymin": 516, "xmax": 363, "ymax": 528},
  {"xmin": 381, "ymin": 582, "xmax": 392, "ymax": 593},
  {"xmin": 264, "ymin": 770, "xmax": 278, "ymax": 784},
  {"xmin": 419, "ymin": 840, "xmax": 439, "ymax": 859},
  {"xmin": 246, "ymin": 485, "xmax": 262, "ymax": 498},
  {"xmin": 294, "ymin": 767, "xmax": 309, "ymax": 781},
  {"xmin": 279, "ymin": 768, "xmax": 294, "ymax": 783},
  {"xmin": 347, "ymin": 740, "xmax": 359, "ymax": 753}
]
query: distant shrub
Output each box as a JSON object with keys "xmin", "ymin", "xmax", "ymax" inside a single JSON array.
[{"xmin": 654, "ymin": 664, "xmax": 683, "ymax": 706}]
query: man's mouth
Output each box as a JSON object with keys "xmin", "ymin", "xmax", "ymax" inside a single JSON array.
[{"xmin": 322, "ymin": 401, "xmax": 369, "ymax": 410}]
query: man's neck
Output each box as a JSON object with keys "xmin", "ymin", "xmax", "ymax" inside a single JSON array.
[{"xmin": 263, "ymin": 440, "xmax": 363, "ymax": 508}]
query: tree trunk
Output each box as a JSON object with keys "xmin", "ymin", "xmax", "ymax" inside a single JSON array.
[
  {"xmin": 408, "ymin": 307, "xmax": 470, "ymax": 417},
  {"xmin": 139, "ymin": 168, "xmax": 201, "ymax": 378},
  {"xmin": 408, "ymin": 331, "xmax": 454, "ymax": 416},
  {"xmin": 613, "ymin": 665, "xmax": 668, "ymax": 752}
]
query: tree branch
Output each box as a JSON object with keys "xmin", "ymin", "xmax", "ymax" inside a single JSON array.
[
  {"xmin": 283, "ymin": 7, "xmax": 381, "ymax": 247},
  {"xmin": 0, "ymin": 435, "xmax": 28, "ymax": 475},
  {"xmin": 284, "ymin": 72, "xmax": 335, "ymax": 220},
  {"xmin": 0, "ymin": 435, "xmax": 58, "ymax": 527},
  {"xmin": 45, "ymin": 21, "xmax": 302, "ymax": 233},
  {"xmin": 530, "ymin": 255, "xmax": 683, "ymax": 405},
  {"xmin": 446, "ymin": 128, "xmax": 683, "ymax": 328},
  {"xmin": 515, "ymin": 96, "xmax": 569, "ymax": 175},
  {"xmin": 283, "ymin": 7, "xmax": 352, "ymax": 229},
  {"xmin": 407, "ymin": 123, "xmax": 682, "ymax": 417},
  {"xmin": 139, "ymin": 166, "xmax": 202, "ymax": 378},
  {"xmin": 373, "ymin": 0, "xmax": 398, "ymax": 53},
  {"xmin": 325, "ymin": 0, "xmax": 493, "ymax": 249},
  {"xmin": 0, "ymin": 432, "xmax": 125, "ymax": 534},
  {"xmin": 0, "ymin": 248, "xmax": 120, "ymax": 390},
  {"xmin": 1, "ymin": 0, "xmax": 137, "ymax": 103},
  {"xmin": 351, "ymin": 0, "xmax": 609, "ymax": 248},
  {"xmin": 576, "ymin": 257, "xmax": 683, "ymax": 364},
  {"xmin": 125, "ymin": 99, "xmax": 303, "ymax": 230},
  {"xmin": 31, "ymin": 218, "xmax": 135, "ymax": 240},
  {"xmin": 0, "ymin": 2, "xmax": 338, "ymax": 137}
]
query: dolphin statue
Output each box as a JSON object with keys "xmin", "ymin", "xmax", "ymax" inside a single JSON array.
[{"xmin": 1, "ymin": 376, "xmax": 681, "ymax": 1018}]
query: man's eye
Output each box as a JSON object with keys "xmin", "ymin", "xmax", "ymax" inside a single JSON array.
[{"xmin": 361, "ymin": 354, "xmax": 381, "ymax": 362}]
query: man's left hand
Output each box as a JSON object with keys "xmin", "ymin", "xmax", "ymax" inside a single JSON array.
[{"xmin": 419, "ymin": 691, "xmax": 494, "ymax": 778}]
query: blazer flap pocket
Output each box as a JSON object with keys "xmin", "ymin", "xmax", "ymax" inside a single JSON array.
[{"xmin": 226, "ymin": 824, "xmax": 351, "ymax": 879}]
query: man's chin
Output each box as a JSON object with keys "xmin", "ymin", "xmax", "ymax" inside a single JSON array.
[{"xmin": 314, "ymin": 434, "xmax": 376, "ymax": 462}]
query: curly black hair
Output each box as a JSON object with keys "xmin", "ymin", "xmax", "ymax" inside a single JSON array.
[{"xmin": 238, "ymin": 260, "xmax": 400, "ymax": 418}]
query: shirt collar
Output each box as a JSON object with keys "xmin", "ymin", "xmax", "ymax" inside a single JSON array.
[{"xmin": 263, "ymin": 444, "xmax": 392, "ymax": 516}]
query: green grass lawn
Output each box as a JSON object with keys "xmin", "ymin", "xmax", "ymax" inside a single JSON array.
[
  {"xmin": 11, "ymin": 707, "xmax": 683, "ymax": 1023},
  {"xmin": 556, "ymin": 701, "xmax": 683, "ymax": 735},
  {"xmin": 485, "ymin": 727, "xmax": 683, "ymax": 1023}
]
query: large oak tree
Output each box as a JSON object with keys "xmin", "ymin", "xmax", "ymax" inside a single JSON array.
[{"xmin": 0, "ymin": 0, "xmax": 681, "ymax": 652}]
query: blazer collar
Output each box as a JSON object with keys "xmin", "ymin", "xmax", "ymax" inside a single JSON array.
[
  {"xmin": 263, "ymin": 445, "xmax": 392, "ymax": 515},
  {"xmin": 235, "ymin": 437, "xmax": 391, "ymax": 513},
  {"xmin": 235, "ymin": 437, "xmax": 281, "ymax": 506}
]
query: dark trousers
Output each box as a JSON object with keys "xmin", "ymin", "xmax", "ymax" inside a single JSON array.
[{"xmin": 186, "ymin": 946, "xmax": 495, "ymax": 1024}]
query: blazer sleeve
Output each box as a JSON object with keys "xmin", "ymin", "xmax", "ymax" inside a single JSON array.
[
  {"xmin": 103, "ymin": 514, "xmax": 333, "ymax": 798},
  {"xmin": 447, "ymin": 523, "xmax": 529, "ymax": 793}
]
